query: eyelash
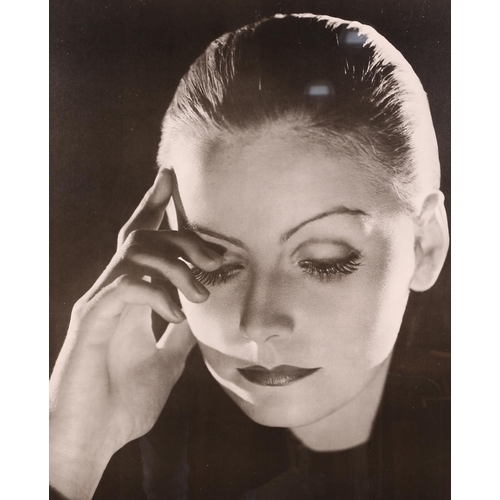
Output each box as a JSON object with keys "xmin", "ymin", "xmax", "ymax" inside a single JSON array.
[
  {"xmin": 298, "ymin": 253, "xmax": 362, "ymax": 281},
  {"xmin": 191, "ymin": 266, "xmax": 242, "ymax": 286},
  {"xmin": 191, "ymin": 253, "xmax": 361, "ymax": 286}
]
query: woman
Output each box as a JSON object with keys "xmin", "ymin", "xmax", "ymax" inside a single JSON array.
[{"xmin": 50, "ymin": 14, "xmax": 450, "ymax": 500}]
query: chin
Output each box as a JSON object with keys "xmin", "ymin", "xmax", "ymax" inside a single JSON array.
[
  {"xmin": 243, "ymin": 408, "xmax": 314, "ymax": 428},
  {"xmin": 221, "ymin": 384, "xmax": 334, "ymax": 428}
]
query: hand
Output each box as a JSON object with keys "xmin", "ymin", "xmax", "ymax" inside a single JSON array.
[{"xmin": 49, "ymin": 169, "xmax": 223, "ymax": 499}]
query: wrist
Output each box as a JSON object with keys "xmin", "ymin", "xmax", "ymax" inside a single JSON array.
[{"xmin": 50, "ymin": 434, "xmax": 116, "ymax": 500}]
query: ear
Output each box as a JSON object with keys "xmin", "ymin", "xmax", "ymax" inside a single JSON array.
[{"xmin": 409, "ymin": 191, "xmax": 450, "ymax": 292}]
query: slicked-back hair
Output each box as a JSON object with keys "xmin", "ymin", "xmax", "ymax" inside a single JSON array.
[{"xmin": 158, "ymin": 14, "xmax": 440, "ymax": 213}]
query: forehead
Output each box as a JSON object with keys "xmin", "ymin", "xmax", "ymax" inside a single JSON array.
[{"xmin": 168, "ymin": 127, "xmax": 401, "ymax": 235}]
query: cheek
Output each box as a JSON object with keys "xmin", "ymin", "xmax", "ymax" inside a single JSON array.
[
  {"xmin": 290, "ymin": 284, "xmax": 401, "ymax": 372},
  {"xmin": 347, "ymin": 229, "xmax": 415, "ymax": 365},
  {"xmin": 179, "ymin": 288, "xmax": 247, "ymax": 355},
  {"xmin": 301, "ymin": 238, "xmax": 415, "ymax": 369}
]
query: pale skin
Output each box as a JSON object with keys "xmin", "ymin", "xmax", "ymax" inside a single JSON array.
[
  {"xmin": 50, "ymin": 126, "xmax": 449, "ymax": 499},
  {"xmin": 168, "ymin": 126, "xmax": 449, "ymax": 449},
  {"xmin": 49, "ymin": 170, "xmax": 223, "ymax": 499}
]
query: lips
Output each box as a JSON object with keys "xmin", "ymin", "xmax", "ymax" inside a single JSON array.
[{"xmin": 237, "ymin": 365, "xmax": 320, "ymax": 387}]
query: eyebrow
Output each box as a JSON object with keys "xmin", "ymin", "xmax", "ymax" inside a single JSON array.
[
  {"xmin": 184, "ymin": 223, "xmax": 248, "ymax": 249},
  {"xmin": 183, "ymin": 206, "xmax": 369, "ymax": 249},
  {"xmin": 280, "ymin": 206, "xmax": 369, "ymax": 243}
]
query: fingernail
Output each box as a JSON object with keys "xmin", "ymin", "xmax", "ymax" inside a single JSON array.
[
  {"xmin": 172, "ymin": 305, "xmax": 186, "ymax": 322},
  {"xmin": 193, "ymin": 280, "xmax": 208, "ymax": 296}
]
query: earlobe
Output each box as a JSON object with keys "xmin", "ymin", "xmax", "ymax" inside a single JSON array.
[{"xmin": 409, "ymin": 191, "xmax": 450, "ymax": 292}]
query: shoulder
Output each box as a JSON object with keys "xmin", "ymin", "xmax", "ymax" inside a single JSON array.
[{"xmin": 376, "ymin": 346, "xmax": 450, "ymax": 499}]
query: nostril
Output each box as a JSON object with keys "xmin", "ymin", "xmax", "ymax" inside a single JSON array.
[{"xmin": 239, "ymin": 313, "xmax": 294, "ymax": 343}]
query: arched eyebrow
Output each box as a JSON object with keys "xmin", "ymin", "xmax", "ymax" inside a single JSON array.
[
  {"xmin": 280, "ymin": 206, "xmax": 369, "ymax": 243},
  {"xmin": 183, "ymin": 207, "xmax": 369, "ymax": 249},
  {"xmin": 184, "ymin": 223, "xmax": 248, "ymax": 249}
]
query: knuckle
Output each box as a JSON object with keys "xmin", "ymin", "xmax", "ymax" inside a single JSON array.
[
  {"xmin": 114, "ymin": 274, "xmax": 134, "ymax": 288},
  {"xmin": 71, "ymin": 295, "xmax": 93, "ymax": 322},
  {"xmin": 121, "ymin": 241, "xmax": 139, "ymax": 260},
  {"xmin": 127, "ymin": 229, "xmax": 144, "ymax": 245},
  {"xmin": 119, "ymin": 229, "xmax": 150, "ymax": 259},
  {"xmin": 117, "ymin": 224, "xmax": 131, "ymax": 246},
  {"xmin": 71, "ymin": 299, "xmax": 85, "ymax": 319}
]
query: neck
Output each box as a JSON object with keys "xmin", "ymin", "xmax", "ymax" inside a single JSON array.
[{"xmin": 290, "ymin": 354, "xmax": 392, "ymax": 452}]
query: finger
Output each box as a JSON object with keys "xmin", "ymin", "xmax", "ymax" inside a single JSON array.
[
  {"xmin": 116, "ymin": 253, "xmax": 210, "ymax": 303},
  {"xmin": 118, "ymin": 168, "xmax": 173, "ymax": 247},
  {"xmin": 160, "ymin": 231, "xmax": 224, "ymax": 269},
  {"xmin": 111, "ymin": 229, "xmax": 224, "ymax": 301},
  {"xmin": 79, "ymin": 275, "xmax": 186, "ymax": 326},
  {"xmin": 87, "ymin": 228, "xmax": 224, "ymax": 300},
  {"xmin": 125, "ymin": 229, "xmax": 224, "ymax": 270}
]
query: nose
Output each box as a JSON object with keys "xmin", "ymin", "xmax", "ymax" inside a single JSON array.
[{"xmin": 239, "ymin": 273, "xmax": 294, "ymax": 344}]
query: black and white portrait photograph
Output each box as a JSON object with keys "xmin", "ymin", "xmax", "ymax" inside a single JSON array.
[{"xmin": 46, "ymin": 1, "xmax": 456, "ymax": 498}]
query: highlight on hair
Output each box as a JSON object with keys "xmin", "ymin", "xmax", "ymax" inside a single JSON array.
[{"xmin": 158, "ymin": 13, "xmax": 440, "ymax": 213}]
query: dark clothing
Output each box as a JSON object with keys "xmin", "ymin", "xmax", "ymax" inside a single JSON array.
[{"xmin": 138, "ymin": 344, "xmax": 450, "ymax": 500}]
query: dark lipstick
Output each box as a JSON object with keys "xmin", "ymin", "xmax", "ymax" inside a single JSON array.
[{"xmin": 237, "ymin": 365, "xmax": 320, "ymax": 387}]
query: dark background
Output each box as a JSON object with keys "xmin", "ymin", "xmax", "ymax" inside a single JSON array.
[
  {"xmin": 50, "ymin": 2, "xmax": 450, "ymax": 497},
  {"xmin": 50, "ymin": 0, "xmax": 450, "ymax": 371}
]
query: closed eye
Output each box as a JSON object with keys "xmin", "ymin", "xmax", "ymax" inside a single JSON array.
[
  {"xmin": 191, "ymin": 265, "xmax": 243, "ymax": 286},
  {"xmin": 298, "ymin": 253, "xmax": 362, "ymax": 282}
]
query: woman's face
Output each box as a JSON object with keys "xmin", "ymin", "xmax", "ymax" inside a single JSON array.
[{"xmin": 168, "ymin": 126, "xmax": 418, "ymax": 428}]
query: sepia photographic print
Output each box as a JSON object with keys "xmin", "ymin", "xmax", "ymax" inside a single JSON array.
[{"xmin": 50, "ymin": 1, "xmax": 451, "ymax": 499}]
